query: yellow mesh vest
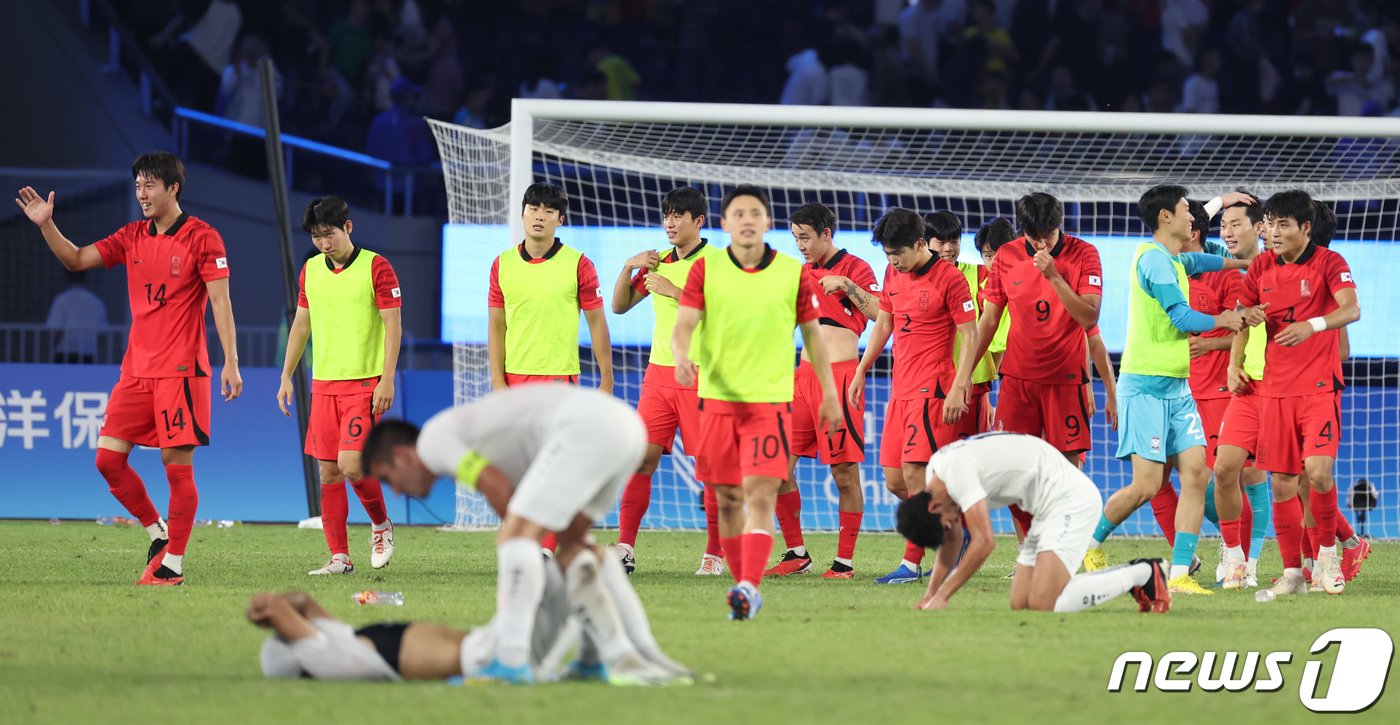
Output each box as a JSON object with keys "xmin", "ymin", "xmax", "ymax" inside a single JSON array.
[
  {"xmin": 697, "ymin": 249, "xmax": 803, "ymax": 403},
  {"xmin": 956, "ymin": 261, "xmax": 999, "ymax": 384},
  {"xmin": 1121, "ymin": 243, "xmax": 1191, "ymax": 378},
  {"xmin": 304, "ymin": 249, "xmax": 386, "ymax": 380},
  {"xmin": 497, "ymin": 243, "xmax": 585, "ymax": 376},
  {"xmin": 649, "ymin": 242, "xmax": 719, "ymax": 367}
]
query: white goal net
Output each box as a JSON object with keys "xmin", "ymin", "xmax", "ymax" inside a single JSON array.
[{"xmin": 431, "ymin": 102, "xmax": 1400, "ymax": 539}]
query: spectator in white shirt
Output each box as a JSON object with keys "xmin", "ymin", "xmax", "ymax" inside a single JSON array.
[
  {"xmin": 1328, "ymin": 44, "xmax": 1396, "ymax": 116},
  {"xmin": 46, "ymin": 271, "xmax": 108, "ymax": 364},
  {"xmin": 780, "ymin": 47, "xmax": 829, "ymax": 106},
  {"xmin": 1178, "ymin": 48, "xmax": 1221, "ymax": 114}
]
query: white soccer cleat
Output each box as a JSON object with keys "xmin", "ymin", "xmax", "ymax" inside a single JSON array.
[
  {"xmin": 606, "ymin": 651, "xmax": 691, "ymax": 687},
  {"xmin": 695, "ymin": 553, "xmax": 724, "ymax": 576},
  {"xmin": 1266, "ymin": 572, "xmax": 1308, "ymax": 598},
  {"xmin": 1243, "ymin": 559, "xmax": 1258, "ymax": 588},
  {"xmin": 370, "ymin": 521, "xmax": 395, "ymax": 569},
  {"xmin": 1214, "ymin": 544, "xmax": 1227, "ymax": 585},
  {"xmin": 615, "ymin": 543, "xmax": 636, "ymax": 575},
  {"xmin": 308, "ymin": 553, "xmax": 354, "ymax": 575},
  {"xmin": 1316, "ymin": 548, "xmax": 1345, "ymax": 595},
  {"xmin": 1221, "ymin": 558, "xmax": 1247, "ymax": 590}
]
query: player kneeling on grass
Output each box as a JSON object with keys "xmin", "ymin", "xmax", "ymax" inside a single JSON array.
[
  {"xmin": 363, "ymin": 385, "xmax": 691, "ymax": 686},
  {"xmin": 250, "ymin": 588, "xmax": 576, "ymax": 683},
  {"xmin": 895, "ymin": 433, "xmax": 1171, "ymax": 614}
]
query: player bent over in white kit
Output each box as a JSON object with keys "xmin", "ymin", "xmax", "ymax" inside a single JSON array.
[
  {"xmin": 363, "ymin": 385, "xmax": 690, "ymax": 685},
  {"xmin": 896, "ymin": 433, "xmax": 1172, "ymax": 614},
  {"xmin": 250, "ymin": 588, "xmax": 577, "ymax": 682}
]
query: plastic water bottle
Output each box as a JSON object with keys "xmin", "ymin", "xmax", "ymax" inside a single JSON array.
[
  {"xmin": 352, "ymin": 590, "xmax": 404, "ymax": 606},
  {"xmin": 96, "ymin": 516, "xmax": 134, "ymax": 526}
]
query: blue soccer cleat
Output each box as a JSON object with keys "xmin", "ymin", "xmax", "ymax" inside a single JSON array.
[
  {"xmin": 727, "ymin": 582, "xmax": 762, "ymax": 621},
  {"xmin": 564, "ymin": 659, "xmax": 608, "ymax": 682},
  {"xmin": 873, "ymin": 563, "xmax": 922, "ymax": 584},
  {"xmin": 467, "ymin": 658, "xmax": 534, "ymax": 686}
]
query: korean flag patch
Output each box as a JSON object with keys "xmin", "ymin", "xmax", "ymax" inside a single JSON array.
[
  {"xmin": 962, "ymin": 300, "xmax": 975, "ymax": 313},
  {"xmin": 215, "ymin": 257, "xmax": 228, "ymax": 269},
  {"xmin": 1341, "ymin": 272, "xmax": 1352, "ymax": 283},
  {"xmin": 391, "ymin": 287, "xmax": 402, "ymax": 299},
  {"xmin": 1088, "ymin": 275, "xmax": 1102, "ymax": 287}
]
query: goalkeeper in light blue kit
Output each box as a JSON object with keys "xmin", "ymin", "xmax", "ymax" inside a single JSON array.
[{"xmin": 1082, "ymin": 185, "xmax": 1249, "ymax": 594}]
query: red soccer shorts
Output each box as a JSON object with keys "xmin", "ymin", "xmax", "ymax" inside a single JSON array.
[
  {"xmin": 993, "ymin": 375, "xmax": 1091, "ymax": 454},
  {"xmin": 879, "ymin": 396, "xmax": 967, "ymax": 468},
  {"xmin": 1195, "ymin": 396, "xmax": 1231, "ymax": 469},
  {"xmin": 100, "ymin": 375, "xmax": 211, "ymax": 448},
  {"xmin": 306, "ymin": 391, "xmax": 378, "ymax": 460},
  {"xmin": 790, "ymin": 359, "xmax": 865, "ymax": 465},
  {"xmin": 697, "ymin": 400, "xmax": 792, "ymax": 485},
  {"xmin": 636, "ymin": 364, "xmax": 703, "ymax": 455},
  {"xmin": 1255, "ymin": 393, "xmax": 1342, "ymax": 476},
  {"xmin": 506, "ymin": 373, "xmax": 578, "ymax": 386},
  {"xmin": 1216, "ymin": 391, "xmax": 1261, "ymax": 458}
]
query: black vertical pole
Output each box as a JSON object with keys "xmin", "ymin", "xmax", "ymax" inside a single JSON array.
[{"xmin": 259, "ymin": 58, "xmax": 320, "ymax": 518}]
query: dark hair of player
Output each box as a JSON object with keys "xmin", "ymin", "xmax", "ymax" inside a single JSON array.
[
  {"xmin": 790, "ymin": 203, "xmax": 837, "ymax": 234},
  {"xmin": 662, "ymin": 187, "xmax": 707, "ymax": 219},
  {"xmin": 896, "ymin": 492, "xmax": 946, "ymax": 550},
  {"xmin": 1262, "ymin": 189, "xmax": 1315, "ymax": 229},
  {"xmin": 1015, "ymin": 192, "xmax": 1063, "ymax": 239},
  {"xmin": 1228, "ymin": 187, "xmax": 1264, "ymax": 226},
  {"xmin": 1311, "ymin": 199, "xmax": 1337, "ymax": 248},
  {"xmin": 522, "ymin": 182, "xmax": 568, "ymax": 214},
  {"xmin": 871, "ymin": 208, "xmax": 925, "ymax": 250},
  {"xmin": 301, "ymin": 196, "xmax": 352, "ymax": 233},
  {"xmin": 1187, "ymin": 198, "xmax": 1209, "ymax": 236},
  {"xmin": 361, "ymin": 419, "xmax": 422, "ymax": 471},
  {"xmin": 974, "ymin": 218, "xmax": 1017, "ymax": 254},
  {"xmin": 923, "ymin": 210, "xmax": 963, "ymax": 243},
  {"xmin": 721, "ymin": 184, "xmax": 770, "ymax": 216},
  {"xmin": 131, "ymin": 151, "xmax": 186, "ymax": 200},
  {"xmin": 1137, "ymin": 184, "xmax": 1190, "ymax": 231}
]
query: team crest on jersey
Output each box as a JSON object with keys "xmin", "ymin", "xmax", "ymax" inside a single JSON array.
[
  {"xmin": 170, "ymin": 256, "xmax": 182, "ymax": 276},
  {"xmin": 918, "ymin": 291, "xmax": 930, "ymax": 309},
  {"xmin": 1300, "ymin": 278, "xmax": 1311, "ymax": 297},
  {"xmin": 1150, "ymin": 436, "xmax": 1161, "ymax": 452}
]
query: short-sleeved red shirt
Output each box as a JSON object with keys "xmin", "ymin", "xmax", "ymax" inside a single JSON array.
[
  {"xmin": 486, "ymin": 239, "xmax": 603, "ymax": 310},
  {"xmin": 1188, "ymin": 269, "xmax": 1243, "ymax": 400},
  {"xmin": 679, "ymin": 245, "xmax": 820, "ymax": 323},
  {"xmin": 982, "ymin": 232, "xmax": 1103, "ymax": 385},
  {"xmin": 1238, "ymin": 244, "xmax": 1356, "ymax": 397},
  {"xmin": 879, "ymin": 256, "xmax": 976, "ymax": 400},
  {"xmin": 95, "ymin": 214, "xmax": 229, "ymax": 378},
  {"xmin": 297, "ymin": 249, "xmax": 402, "ymax": 309},
  {"xmin": 804, "ymin": 248, "xmax": 879, "ymax": 336}
]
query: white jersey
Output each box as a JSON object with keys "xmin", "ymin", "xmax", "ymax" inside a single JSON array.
[
  {"xmin": 928, "ymin": 433, "xmax": 1094, "ymax": 517},
  {"xmin": 416, "ymin": 385, "xmax": 633, "ymax": 486}
]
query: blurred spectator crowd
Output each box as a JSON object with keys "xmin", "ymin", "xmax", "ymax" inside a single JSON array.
[{"xmin": 115, "ymin": 0, "xmax": 1400, "ymax": 159}]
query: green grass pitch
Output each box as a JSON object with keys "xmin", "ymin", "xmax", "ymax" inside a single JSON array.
[{"xmin": 0, "ymin": 521, "xmax": 1395, "ymax": 723}]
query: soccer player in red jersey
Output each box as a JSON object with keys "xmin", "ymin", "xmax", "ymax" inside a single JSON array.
[
  {"xmin": 973, "ymin": 193, "xmax": 1103, "ymax": 463},
  {"xmin": 610, "ymin": 187, "xmax": 723, "ymax": 576},
  {"xmin": 1238, "ymin": 190, "xmax": 1360, "ymax": 596},
  {"xmin": 766, "ymin": 203, "xmax": 881, "ymax": 579},
  {"xmin": 15, "ymin": 152, "xmax": 241, "ymax": 585},
  {"xmin": 671, "ymin": 185, "xmax": 840, "ymax": 620},
  {"xmin": 850, "ymin": 208, "xmax": 979, "ymax": 585},
  {"xmin": 278, "ymin": 197, "xmax": 400, "ymax": 576}
]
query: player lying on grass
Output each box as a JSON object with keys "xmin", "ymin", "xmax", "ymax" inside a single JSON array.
[
  {"xmin": 250, "ymin": 588, "xmax": 576, "ymax": 682},
  {"xmin": 363, "ymin": 385, "xmax": 690, "ymax": 684},
  {"xmin": 895, "ymin": 433, "xmax": 1171, "ymax": 613}
]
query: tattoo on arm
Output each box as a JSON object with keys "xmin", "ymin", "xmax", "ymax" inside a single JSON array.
[{"xmin": 843, "ymin": 280, "xmax": 873, "ymax": 311}]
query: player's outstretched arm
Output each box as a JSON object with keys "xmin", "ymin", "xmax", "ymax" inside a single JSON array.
[
  {"xmin": 277, "ymin": 306, "xmax": 311, "ymax": 416},
  {"xmin": 473, "ymin": 463, "xmax": 513, "ymax": 519},
  {"xmin": 14, "ymin": 187, "xmax": 104, "ymax": 271},
  {"xmin": 246, "ymin": 592, "xmax": 319, "ymax": 642},
  {"xmin": 374, "ymin": 306, "xmax": 402, "ymax": 415},
  {"xmin": 970, "ymin": 300, "xmax": 1003, "ymax": 371},
  {"xmin": 207, "ymin": 278, "xmax": 243, "ymax": 401},
  {"xmin": 670, "ymin": 305, "xmax": 700, "ymax": 388},
  {"xmin": 487, "ymin": 307, "xmax": 507, "ymax": 390},
  {"xmin": 583, "ymin": 307, "xmax": 614, "ymax": 394},
  {"xmin": 916, "ymin": 519, "xmax": 961, "ymax": 610},
  {"xmin": 797, "ymin": 319, "xmax": 841, "ymax": 434},
  {"xmin": 850, "ymin": 311, "xmax": 892, "ymax": 409},
  {"xmin": 944, "ymin": 320, "xmax": 980, "ymax": 424},
  {"xmin": 922, "ymin": 501, "xmax": 995, "ymax": 610}
]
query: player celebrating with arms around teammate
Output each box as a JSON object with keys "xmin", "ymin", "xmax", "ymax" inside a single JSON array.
[
  {"xmin": 897, "ymin": 433, "xmax": 1171, "ymax": 614},
  {"xmin": 767, "ymin": 202, "xmax": 881, "ymax": 579},
  {"xmin": 972, "ymin": 193, "xmax": 1102, "ymax": 462},
  {"xmin": 15, "ymin": 152, "xmax": 241, "ymax": 586},
  {"xmin": 611, "ymin": 187, "xmax": 725, "ymax": 576},
  {"xmin": 277, "ymin": 196, "xmax": 400, "ymax": 576},
  {"xmin": 851, "ymin": 208, "xmax": 980, "ymax": 585},
  {"xmin": 1085, "ymin": 186, "xmax": 1247, "ymax": 594},
  {"xmin": 671, "ymin": 185, "xmax": 841, "ymax": 620},
  {"xmin": 1240, "ymin": 190, "xmax": 1360, "ymax": 596}
]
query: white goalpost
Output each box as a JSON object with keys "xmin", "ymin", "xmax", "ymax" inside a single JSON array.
[{"xmin": 430, "ymin": 100, "xmax": 1400, "ymax": 539}]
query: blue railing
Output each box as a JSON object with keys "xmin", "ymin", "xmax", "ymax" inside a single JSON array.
[{"xmin": 172, "ymin": 108, "xmax": 441, "ymax": 217}]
